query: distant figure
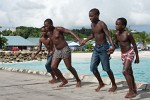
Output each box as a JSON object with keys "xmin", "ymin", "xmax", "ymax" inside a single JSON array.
[
  {"xmin": 80, "ymin": 8, "xmax": 117, "ymax": 92},
  {"xmin": 44, "ymin": 19, "xmax": 82, "ymax": 87},
  {"xmin": 31, "ymin": 26, "xmax": 59, "ymax": 84},
  {"xmin": 115, "ymin": 17, "xmax": 139, "ymax": 98}
]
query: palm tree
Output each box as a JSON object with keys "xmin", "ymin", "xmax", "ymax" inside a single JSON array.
[
  {"xmin": 139, "ymin": 31, "xmax": 149, "ymax": 46},
  {"xmin": 85, "ymin": 42, "xmax": 93, "ymax": 52}
]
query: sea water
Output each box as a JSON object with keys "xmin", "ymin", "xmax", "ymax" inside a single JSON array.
[{"xmin": 0, "ymin": 57, "xmax": 149, "ymax": 83}]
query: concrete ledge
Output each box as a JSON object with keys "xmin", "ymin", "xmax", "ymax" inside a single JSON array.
[
  {"xmin": 137, "ymin": 83, "xmax": 150, "ymax": 90},
  {"xmin": 0, "ymin": 66, "xmax": 149, "ymax": 90},
  {"xmin": 120, "ymin": 81, "xmax": 150, "ymax": 90}
]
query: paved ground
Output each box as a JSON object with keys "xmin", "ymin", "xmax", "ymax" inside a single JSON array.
[{"xmin": 0, "ymin": 70, "xmax": 150, "ymax": 100}]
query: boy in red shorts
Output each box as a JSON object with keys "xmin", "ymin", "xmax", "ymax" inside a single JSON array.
[{"xmin": 115, "ymin": 17, "xmax": 139, "ymax": 98}]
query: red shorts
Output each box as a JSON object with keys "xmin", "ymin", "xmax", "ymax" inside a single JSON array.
[{"xmin": 121, "ymin": 48, "xmax": 134, "ymax": 65}]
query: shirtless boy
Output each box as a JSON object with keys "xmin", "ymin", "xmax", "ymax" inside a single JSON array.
[
  {"xmin": 80, "ymin": 8, "xmax": 117, "ymax": 92},
  {"xmin": 115, "ymin": 17, "xmax": 139, "ymax": 98},
  {"xmin": 44, "ymin": 19, "xmax": 81, "ymax": 87},
  {"xmin": 32, "ymin": 26, "xmax": 58, "ymax": 84}
]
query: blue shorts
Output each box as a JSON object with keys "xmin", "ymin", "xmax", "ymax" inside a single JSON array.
[
  {"xmin": 45, "ymin": 54, "xmax": 53, "ymax": 73},
  {"xmin": 90, "ymin": 42, "xmax": 111, "ymax": 73}
]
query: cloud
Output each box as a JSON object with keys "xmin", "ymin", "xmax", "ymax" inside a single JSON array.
[
  {"xmin": 16, "ymin": 0, "xmax": 46, "ymax": 10},
  {"xmin": 130, "ymin": 12, "xmax": 150, "ymax": 25},
  {"xmin": 0, "ymin": 0, "xmax": 150, "ymax": 29},
  {"xmin": 0, "ymin": 10, "xmax": 9, "ymax": 26}
]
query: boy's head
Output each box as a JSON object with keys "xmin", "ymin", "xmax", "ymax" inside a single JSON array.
[
  {"xmin": 41, "ymin": 26, "xmax": 47, "ymax": 36},
  {"xmin": 89, "ymin": 8, "xmax": 100, "ymax": 16},
  {"xmin": 117, "ymin": 17, "xmax": 127, "ymax": 27},
  {"xmin": 44, "ymin": 18, "xmax": 53, "ymax": 31},
  {"xmin": 89, "ymin": 8, "xmax": 100, "ymax": 23},
  {"xmin": 116, "ymin": 17, "xmax": 127, "ymax": 30},
  {"xmin": 44, "ymin": 18, "xmax": 53, "ymax": 25}
]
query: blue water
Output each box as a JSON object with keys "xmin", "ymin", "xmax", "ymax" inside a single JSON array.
[{"xmin": 0, "ymin": 57, "xmax": 150, "ymax": 83}]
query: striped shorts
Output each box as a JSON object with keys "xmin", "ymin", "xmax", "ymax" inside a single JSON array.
[{"xmin": 121, "ymin": 48, "xmax": 134, "ymax": 65}]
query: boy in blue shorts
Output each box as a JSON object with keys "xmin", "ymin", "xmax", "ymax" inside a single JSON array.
[
  {"xmin": 32, "ymin": 26, "xmax": 59, "ymax": 84},
  {"xmin": 80, "ymin": 8, "xmax": 117, "ymax": 92}
]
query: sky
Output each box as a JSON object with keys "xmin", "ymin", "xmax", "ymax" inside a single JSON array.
[{"xmin": 0, "ymin": 0, "xmax": 150, "ymax": 32}]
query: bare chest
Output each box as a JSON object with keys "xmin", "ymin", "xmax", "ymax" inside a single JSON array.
[
  {"xmin": 52, "ymin": 31, "xmax": 63, "ymax": 41},
  {"xmin": 117, "ymin": 34, "xmax": 128, "ymax": 42},
  {"xmin": 41, "ymin": 38, "xmax": 50, "ymax": 45},
  {"xmin": 92, "ymin": 25, "xmax": 103, "ymax": 33}
]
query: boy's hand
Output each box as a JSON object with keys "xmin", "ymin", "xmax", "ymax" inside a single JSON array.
[
  {"xmin": 49, "ymin": 51, "xmax": 53, "ymax": 55},
  {"xmin": 107, "ymin": 47, "xmax": 115, "ymax": 54},
  {"xmin": 80, "ymin": 40, "xmax": 85, "ymax": 46}
]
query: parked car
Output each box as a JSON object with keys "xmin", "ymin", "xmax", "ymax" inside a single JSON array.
[{"xmin": 11, "ymin": 47, "xmax": 20, "ymax": 51}]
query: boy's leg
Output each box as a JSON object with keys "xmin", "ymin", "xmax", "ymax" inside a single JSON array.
[
  {"xmin": 129, "ymin": 66, "xmax": 137, "ymax": 94},
  {"xmin": 100, "ymin": 49, "xmax": 117, "ymax": 92},
  {"xmin": 49, "ymin": 71, "xmax": 60, "ymax": 84},
  {"xmin": 93, "ymin": 70, "xmax": 105, "ymax": 92},
  {"xmin": 45, "ymin": 55, "xmax": 57, "ymax": 83},
  {"xmin": 63, "ymin": 56, "xmax": 81, "ymax": 87},
  {"xmin": 49, "ymin": 72, "xmax": 56, "ymax": 84},
  {"xmin": 90, "ymin": 51, "xmax": 105, "ymax": 92},
  {"xmin": 107, "ymin": 70, "xmax": 117, "ymax": 92},
  {"xmin": 51, "ymin": 58, "xmax": 68, "ymax": 87},
  {"xmin": 123, "ymin": 60, "xmax": 136, "ymax": 98}
]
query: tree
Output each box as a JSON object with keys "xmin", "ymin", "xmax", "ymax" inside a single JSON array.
[
  {"xmin": 109, "ymin": 29, "xmax": 116, "ymax": 41},
  {"xmin": 85, "ymin": 42, "xmax": 93, "ymax": 52},
  {"xmin": 0, "ymin": 36, "xmax": 7, "ymax": 50},
  {"xmin": 138, "ymin": 31, "xmax": 149, "ymax": 46}
]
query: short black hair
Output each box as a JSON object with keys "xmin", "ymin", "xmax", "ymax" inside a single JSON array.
[
  {"xmin": 117, "ymin": 17, "xmax": 127, "ymax": 27},
  {"xmin": 44, "ymin": 18, "xmax": 53, "ymax": 25},
  {"xmin": 89, "ymin": 8, "xmax": 100, "ymax": 16},
  {"xmin": 41, "ymin": 26, "xmax": 45, "ymax": 29}
]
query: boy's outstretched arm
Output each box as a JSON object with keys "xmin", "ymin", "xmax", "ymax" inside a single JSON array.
[
  {"xmin": 80, "ymin": 33, "xmax": 94, "ymax": 46},
  {"xmin": 129, "ymin": 33, "xmax": 139, "ymax": 64},
  {"xmin": 31, "ymin": 39, "xmax": 42, "ymax": 59},
  {"xmin": 58, "ymin": 27, "xmax": 84, "ymax": 46},
  {"xmin": 58, "ymin": 27, "xmax": 81, "ymax": 41}
]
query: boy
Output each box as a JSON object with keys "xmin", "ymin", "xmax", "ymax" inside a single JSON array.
[
  {"xmin": 31, "ymin": 26, "xmax": 58, "ymax": 84},
  {"xmin": 115, "ymin": 17, "xmax": 139, "ymax": 98},
  {"xmin": 80, "ymin": 8, "xmax": 117, "ymax": 92},
  {"xmin": 44, "ymin": 19, "xmax": 82, "ymax": 87}
]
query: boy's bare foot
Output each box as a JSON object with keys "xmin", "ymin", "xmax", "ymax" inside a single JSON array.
[
  {"xmin": 56, "ymin": 78, "xmax": 61, "ymax": 82},
  {"xmin": 49, "ymin": 79, "xmax": 57, "ymax": 84},
  {"xmin": 125, "ymin": 91, "xmax": 137, "ymax": 98},
  {"xmin": 76, "ymin": 81, "xmax": 81, "ymax": 88},
  {"xmin": 58, "ymin": 80, "xmax": 68, "ymax": 87},
  {"xmin": 134, "ymin": 89, "xmax": 137, "ymax": 94},
  {"xmin": 49, "ymin": 77, "xmax": 61, "ymax": 84},
  {"xmin": 95, "ymin": 84, "xmax": 105, "ymax": 92},
  {"xmin": 108, "ymin": 85, "xmax": 117, "ymax": 92}
]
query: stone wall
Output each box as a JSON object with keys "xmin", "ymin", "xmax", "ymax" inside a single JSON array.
[{"xmin": 0, "ymin": 51, "xmax": 47, "ymax": 63}]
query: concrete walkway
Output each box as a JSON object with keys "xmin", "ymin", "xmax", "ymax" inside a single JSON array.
[{"xmin": 0, "ymin": 70, "xmax": 150, "ymax": 100}]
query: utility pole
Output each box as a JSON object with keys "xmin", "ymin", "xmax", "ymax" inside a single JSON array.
[
  {"xmin": 0, "ymin": 26, "xmax": 2, "ymax": 49},
  {"xmin": 0, "ymin": 26, "xmax": 2, "ymax": 37}
]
